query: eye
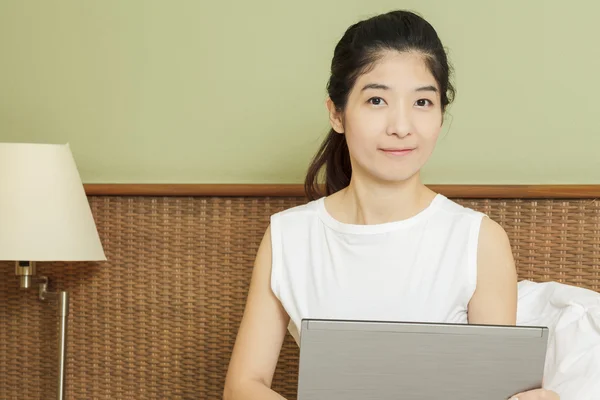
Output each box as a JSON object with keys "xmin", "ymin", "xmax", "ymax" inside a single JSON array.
[
  {"xmin": 415, "ymin": 99, "xmax": 433, "ymax": 107},
  {"xmin": 368, "ymin": 97, "xmax": 386, "ymax": 106}
]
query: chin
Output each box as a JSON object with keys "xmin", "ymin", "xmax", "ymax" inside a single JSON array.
[{"xmin": 371, "ymin": 169, "xmax": 420, "ymax": 184}]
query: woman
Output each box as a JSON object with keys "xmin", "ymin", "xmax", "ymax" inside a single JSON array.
[{"xmin": 224, "ymin": 10, "xmax": 559, "ymax": 400}]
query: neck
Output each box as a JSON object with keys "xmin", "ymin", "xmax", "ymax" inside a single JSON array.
[{"xmin": 339, "ymin": 173, "xmax": 436, "ymax": 225}]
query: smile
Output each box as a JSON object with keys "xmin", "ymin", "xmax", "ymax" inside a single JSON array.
[{"xmin": 379, "ymin": 148, "xmax": 415, "ymax": 156}]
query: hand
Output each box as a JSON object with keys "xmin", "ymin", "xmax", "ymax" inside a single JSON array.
[{"xmin": 510, "ymin": 388, "xmax": 560, "ymax": 399}]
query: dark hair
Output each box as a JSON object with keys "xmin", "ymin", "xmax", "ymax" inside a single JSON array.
[{"xmin": 304, "ymin": 10, "xmax": 455, "ymax": 200}]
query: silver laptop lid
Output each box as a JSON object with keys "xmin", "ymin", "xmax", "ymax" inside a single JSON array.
[{"xmin": 297, "ymin": 319, "xmax": 548, "ymax": 400}]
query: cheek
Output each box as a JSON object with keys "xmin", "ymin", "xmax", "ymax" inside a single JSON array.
[
  {"xmin": 344, "ymin": 107, "xmax": 386, "ymax": 139},
  {"xmin": 343, "ymin": 112, "xmax": 379, "ymax": 147},
  {"xmin": 415, "ymin": 114, "xmax": 443, "ymax": 141},
  {"xmin": 344, "ymin": 130, "xmax": 370, "ymax": 161}
]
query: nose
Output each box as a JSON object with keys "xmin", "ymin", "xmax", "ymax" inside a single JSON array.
[{"xmin": 385, "ymin": 104, "xmax": 413, "ymax": 138}]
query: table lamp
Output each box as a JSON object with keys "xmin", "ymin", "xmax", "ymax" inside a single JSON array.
[{"xmin": 0, "ymin": 142, "xmax": 106, "ymax": 400}]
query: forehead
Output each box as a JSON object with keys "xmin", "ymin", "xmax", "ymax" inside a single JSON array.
[{"xmin": 354, "ymin": 51, "xmax": 438, "ymax": 91}]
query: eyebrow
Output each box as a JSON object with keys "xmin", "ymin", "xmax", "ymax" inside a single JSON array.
[
  {"xmin": 415, "ymin": 85, "xmax": 438, "ymax": 93},
  {"xmin": 415, "ymin": 85, "xmax": 437, "ymax": 93},
  {"xmin": 361, "ymin": 83, "xmax": 438, "ymax": 92},
  {"xmin": 361, "ymin": 83, "xmax": 391, "ymax": 91}
]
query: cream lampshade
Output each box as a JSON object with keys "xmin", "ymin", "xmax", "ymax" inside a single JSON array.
[
  {"xmin": 0, "ymin": 142, "xmax": 106, "ymax": 263},
  {"xmin": 0, "ymin": 142, "xmax": 106, "ymax": 400}
]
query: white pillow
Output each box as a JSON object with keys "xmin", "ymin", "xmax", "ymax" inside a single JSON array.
[{"xmin": 517, "ymin": 280, "xmax": 600, "ymax": 400}]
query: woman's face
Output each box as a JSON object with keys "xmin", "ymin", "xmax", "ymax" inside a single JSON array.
[{"xmin": 328, "ymin": 51, "xmax": 444, "ymax": 185}]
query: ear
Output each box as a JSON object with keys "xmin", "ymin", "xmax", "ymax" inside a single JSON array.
[{"xmin": 325, "ymin": 97, "xmax": 344, "ymax": 134}]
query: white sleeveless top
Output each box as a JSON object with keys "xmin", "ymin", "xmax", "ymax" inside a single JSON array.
[{"xmin": 269, "ymin": 193, "xmax": 487, "ymax": 345}]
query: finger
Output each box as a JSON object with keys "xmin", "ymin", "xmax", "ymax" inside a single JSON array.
[
  {"xmin": 510, "ymin": 389, "xmax": 536, "ymax": 399},
  {"xmin": 509, "ymin": 388, "xmax": 551, "ymax": 399}
]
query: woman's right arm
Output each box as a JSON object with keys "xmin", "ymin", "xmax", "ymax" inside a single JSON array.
[{"xmin": 223, "ymin": 225, "xmax": 290, "ymax": 400}]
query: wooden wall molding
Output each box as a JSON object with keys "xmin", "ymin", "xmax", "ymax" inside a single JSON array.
[{"xmin": 83, "ymin": 184, "xmax": 600, "ymax": 199}]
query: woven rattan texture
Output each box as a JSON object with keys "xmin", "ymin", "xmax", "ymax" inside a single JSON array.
[{"xmin": 1, "ymin": 196, "xmax": 599, "ymax": 399}]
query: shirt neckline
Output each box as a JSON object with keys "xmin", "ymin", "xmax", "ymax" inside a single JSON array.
[{"xmin": 316, "ymin": 193, "xmax": 445, "ymax": 234}]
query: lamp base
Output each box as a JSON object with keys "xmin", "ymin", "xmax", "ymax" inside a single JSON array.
[
  {"xmin": 14, "ymin": 262, "xmax": 68, "ymax": 400},
  {"xmin": 38, "ymin": 276, "xmax": 69, "ymax": 400}
]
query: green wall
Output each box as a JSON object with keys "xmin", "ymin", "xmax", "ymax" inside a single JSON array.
[{"xmin": 1, "ymin": 1, "xmax": 598, "ymax": 184}]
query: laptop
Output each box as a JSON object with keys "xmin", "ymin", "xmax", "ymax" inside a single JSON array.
[{"xmin": 297, "ymin": 319, "xmax": 548, "ymax": 400}]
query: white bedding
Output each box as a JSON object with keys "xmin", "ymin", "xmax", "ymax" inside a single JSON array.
[{"xmin": 517, "ymin": 280, "xmax": 600, "ymax": 399}]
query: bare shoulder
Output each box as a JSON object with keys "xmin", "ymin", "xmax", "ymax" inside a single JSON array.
[
  {"xmin": 478, "ymin": 216, "xmax": 513, "ymax": 255},
  {"xmin": 468, "ymin": 216, "xmax": 518, "ymax": 325}
]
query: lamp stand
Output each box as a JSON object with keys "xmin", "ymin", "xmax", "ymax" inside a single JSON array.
[{"xmin": 16, "ymin": 261, "xmax": 69, "ymax": 400}]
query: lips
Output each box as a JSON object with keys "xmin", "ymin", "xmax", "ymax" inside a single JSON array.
[{"xmin": 380, "ymin": 147, "xmax": 415, "ymax": 156}]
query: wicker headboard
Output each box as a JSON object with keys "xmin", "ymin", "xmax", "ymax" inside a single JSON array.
[{"xmin": 1, "ymin": 188, "xmax": 599, "ymax": 399}]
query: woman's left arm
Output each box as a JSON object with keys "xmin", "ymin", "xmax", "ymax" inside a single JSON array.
[
  {"xmin": 467, "ymin": 217, "xmax": 559, "ymax": 400},
  {"xmin": 467, "ymin": 217, "xmax": 518, "ymax": 325}
]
